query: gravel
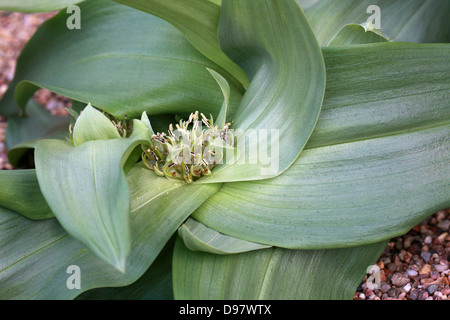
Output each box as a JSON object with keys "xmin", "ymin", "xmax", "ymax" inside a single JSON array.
[{"xmin": 355, "ymin": 209, "xmax": 450, "ymax": 300}]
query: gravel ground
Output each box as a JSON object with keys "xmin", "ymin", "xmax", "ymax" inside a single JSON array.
[{"xmin": 0, "ymin": 11, "xmax": 449, "ymax": 300}]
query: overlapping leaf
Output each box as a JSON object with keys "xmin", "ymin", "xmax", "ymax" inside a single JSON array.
[
  {"xmin": 298, "ymin": 0, "xmax": 450, "ymax": 45},
  {"xmin": 192, "ymin": 43, "xmax": 450, "ymax": 249},
  {"xmin": 0, "ymin": 164, "xmax": 220, "ymax": 299},
  {"xmin": 173, "ymin": 237, "xmax": 387, "ymax": 299},
  {"xmin": 34, "ymin": 110, "xmax": 151, "ymax": 271},
  {"xmin": 198, "ymin": 0, "xmax": 326, "ymax": 183},
  {"xmin": 0, "ymin": 0, "xmax": 243, "ymax": 118},
  {"xmin": 113, "ymin": 0, "xmax": 249, "ymax": 87}
]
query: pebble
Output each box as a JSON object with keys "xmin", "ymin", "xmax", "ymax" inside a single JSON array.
[
  {"xmin": 419, "ymin": 264, "xmax": 432, "ymax": 275},
  {"xmin": 417, "ymin": 290, "xmax": 429, "ymax": 300},
  {"xmin": 380, "ymin": 283, "xmax": 391, "ymax": 293},
  {"xmin": 391, "ymin": 273, "xmax": 410, "ymax": 287},
  {"xmin": 420, "ymin": 250, "xmax": 432, "ymax": 262},
  {"xmin": 407, "ymin": 269, "xmax": 418, "ymax": 277},
  {"xmin": 403, "ymin": 283, "xmax": 412, "ymax": 293},
  {"xmin": 434, "ymin": 264, "xmax": 448, "ymax": 273},
  {"xmin": 426, "ymin": 284, "xmax": 438, "ymax": 295},
  {"xmin": 430, "ymin": 271, "xmax": 440, "ymax": 280},
  {"xmin": 436, "ymin": 220, "xmax": 450, "ymax": 231},
  {"xmin": 409, "ymin": 289, "xmax": 419, "ymax": 300}
]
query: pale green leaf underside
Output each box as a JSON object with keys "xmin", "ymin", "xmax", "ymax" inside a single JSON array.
[
  {"xmin": 0, "ymin": 164, "xmax": 220, "ymax": 299},
  {"xmin": 113, "ymin": 0, "xmax": 249, "ymax": 87},
  {"xmin": 0, "ymin": 0, "xmax": 82, "ymax": 12},
  {"xmin": 198, "ymin": 0, "xmax": 326, "ymax": 183},
  {"xmin": 192, "ymin": 43, "xmax": 450, "ymax": 249},
  {"xmin": 0, "ymin": 0, "xmax": 243, "ymax": 118},
  {"xmin": 173, "ymin": 237, "xmax": 387, "ymax": 299},
  {"xmin": 298, "ymin": 0, "xmax": 450, "ymax": 45},
  {"xmin": 178, "ymin": 218, "xmax": 270, "ymax": 255}
]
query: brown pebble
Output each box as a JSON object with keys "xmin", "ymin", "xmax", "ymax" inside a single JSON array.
[
  {"xmin": 430, "ymin": 271, "xmax": 440, "ymax": 280},
  {"xmin": 417, "ymin": 290, "xmax": 429, "ymax": 300},
  {"xmin": 391, "ymin": 272, "xmax": 410, "ymax": 287},
  {"xmin": 419, "ymin": 264, "xmax": 432, "ymax": 275}
]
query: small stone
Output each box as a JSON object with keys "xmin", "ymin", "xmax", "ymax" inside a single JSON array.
[
  {"xmin": 424, "ymin": 235, "xmax": 433, "ymax": 244},
  {"xmin": 421, "ymin": 250, "xmax": 432, "ymax": 262},
  {"xmin": 387, "ymin": 262, "xmax": 397, "ymax": 272},
  {"xmin": 436, "ymin": 211, "xmax": 446, "ymax": 222},
  {"xmin": 388, "ymin": 288, "xmax": 400, "ymax": 298},
  {"xmin": 437, "ymin": 220, "xmax": 450, "ymax": 231},
  {"xmin": 398, "ymin": 292, "xmax": 406, "ymax": 300},
  {"xmin": 359, "ymin": 293, "xmax": 366, "ymax": 300},
  {"xmin": 409, "ymin": 289, "xmax": 419, "ymax": 300},
  {"xmin": 417, "ymin": 290, "xmax": 429, "ymax": 300},
  {"xmin": 407, "ymin": 269, "xmax": 418, "ymax": 277},
  {"xmin": 391, "ymin": 272, "xmax": 410, "ymax": 287},
  {"xmin": 437, "ymin": 232, "xmax": 448, "ymax": 244},
  {"xmin": 434, "ymin": 264, "xmax": 448, "ymax": 273},
  {"xmin": 430, "ymin": 271, "xmax": 440, "ymax": 280},
  {"xmin": 403, "ymin": 283, "xmax": 412, "ymax": 293},
  {"xmin": 442, "ymin": 288, "xmax": 450, "ymax": 295},
  {"xmin": 426, "ymin": 284, "xmax": 438, "ymax": 295},
  {"xmin": 364, "ymin": 288, "xmax": 374, "ymax": 297},
  {"xmin": 380, "ymin": 283, "xmax": 391, "ymax": 293},
  {"xmin": 403, "ymin": 238, "xmax": 412, "ymax": 249},
  {"xmin": 419, "ymin": 264, "xmax": 432, "ymax": 275}
]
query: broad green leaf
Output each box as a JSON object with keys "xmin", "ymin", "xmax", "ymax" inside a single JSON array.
[
  {"xmin": 328, "ymin": 24, "xmax": 389, "ymax": 46},
  {"xmin": 298, "ymin": 0, "xmax": 450, "ymax": 45},
  {"xmin": 173, "ymin": 237, "xmax": 387, "ymax": 299},
  {"xmin": 0, "ymin": 0, "xmax": 83, "ymax": 12},
  {"xmin": 72, "ymin": 103, "xmax": 121, "ymax": 147},
  {"xmin": 77, "ymin": 236, "xmax": 175, "ymax": 300},
  {"xmin": 0, "ymin": 170, "xmax": 53, "ymax": 220},
  {"xmin": 0, "ymin": 164, "xmax": 220, "ymax": 299},
  {"xmin": 199, "ymin": 0, "xmax": 326, "ymax": 183},
  {"xmin": 34, "ymin": 117, "xmax": 151, "ymax": 271},
  {"xmin": 178, "ymin": 218, "xmax": 270, "ymax": 255},
  {"xmin": 192, "ymin": 43, "xmax": 450, "ymax": 249},
  {"xmin": 113, "ymin": 0, "xmax": 248, "ymax": 87},
  {"xmin": 308, "ymin": 43, "xmax": 450, "ymax": 148},
  {"xmin": 5, "ymin": 99, "xmax": 70, "ymax": 167},
  {"xmin": 0, "ymin": 0, "xmax": 244, "ymax": 118}
]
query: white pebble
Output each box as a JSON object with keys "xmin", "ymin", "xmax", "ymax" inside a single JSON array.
[{"xmin": 403, "ymin": 283, "xmax": 412, "ymax": 293}]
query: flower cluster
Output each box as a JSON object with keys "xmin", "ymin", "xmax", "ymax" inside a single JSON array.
[{"xmin": 142, "ymin": 111, "xmax": 233, "ymax": 183}]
